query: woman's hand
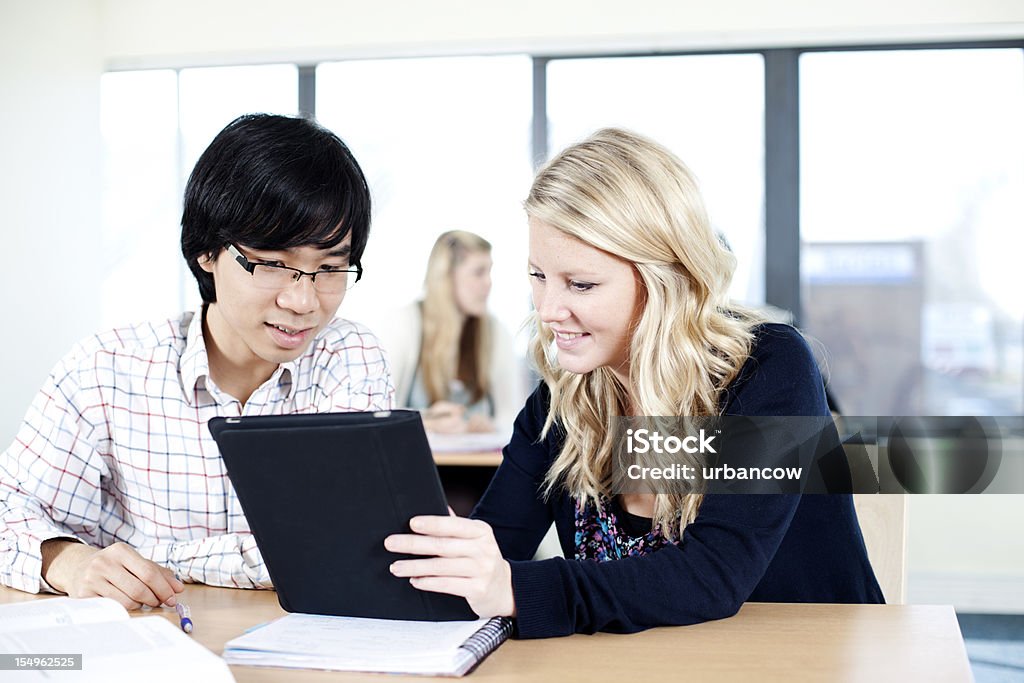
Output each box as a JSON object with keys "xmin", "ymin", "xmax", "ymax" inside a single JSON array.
[
  {"xmin": 465, "ymin": 414, "xmax": 495, "ymax": 433},
  {"xmin": 422, "ymin": 401, "xmax": 467, "ymax": 434},
  {"xmin": 385, "ymin": 515, "xmax": 516, "ymax": 619}
]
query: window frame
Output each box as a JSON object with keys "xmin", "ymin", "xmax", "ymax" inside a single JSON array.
[{"xmin": 105, "ymin": 39, "xmax": 1024, "ymax": 410}]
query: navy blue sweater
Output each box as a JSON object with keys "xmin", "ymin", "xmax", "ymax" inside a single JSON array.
[{"xmin": 471, "ymin": 324, "xmax": 883, "ymax": 639}]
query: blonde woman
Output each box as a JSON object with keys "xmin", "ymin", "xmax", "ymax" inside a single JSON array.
[
  {"xmin": 386, "ymin": 129, "xmax": 882, "ymax": 637},
  {"xmin": 382, "ymin": 231, "xmax": 525, "ymax": 435}
]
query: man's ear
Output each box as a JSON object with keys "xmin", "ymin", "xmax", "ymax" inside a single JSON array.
[{"xmin": 198, "ymin": 252, "xmax": 216, "ymax": 273}]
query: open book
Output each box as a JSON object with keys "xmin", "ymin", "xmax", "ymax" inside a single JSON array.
[
  {"xmin": 223, "ymin": 613, "xmax": 513, "ymax": 676},
  {"xmin": 0, "ymin": 597, "xmax": 234, "ymax": 682}
]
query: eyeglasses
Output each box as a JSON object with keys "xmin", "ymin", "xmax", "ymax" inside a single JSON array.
[{"xmin": 226, "ymin": 244, "xmax": 362, "ymax": 294}]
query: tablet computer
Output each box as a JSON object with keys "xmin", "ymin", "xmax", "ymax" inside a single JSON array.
[{"xmin": 209, "ymin": 410, "xmax": 477, "ymax": 621}]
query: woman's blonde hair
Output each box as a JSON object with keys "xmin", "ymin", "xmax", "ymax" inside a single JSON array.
[
  {"xmin": 525, "ymin": 128, "xmax": 762, "ymax": 539},
  {"xmin": 420, "ymin": 230, "xmax": 493, "ymax": 405}
]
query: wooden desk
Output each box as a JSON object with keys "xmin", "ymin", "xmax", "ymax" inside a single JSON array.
[
  {"xmin": 432, "ymin": 451, "xmax": 502, "ymax": 468},
  {"xmin": 0, "ymin": 585, "xmax": 971, "ymax": 682},
  {"xmin": 430, "ymin": 449, "xmax": 502, "ymax": 516},
  {"xmin": 427, "ymin": 431, "xmax": 505, "ymax": 469}
]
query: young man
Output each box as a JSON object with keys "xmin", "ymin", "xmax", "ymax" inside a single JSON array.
[{"xmin": 0, "ymin": 114, "xmax": 393, "ymax": 609}]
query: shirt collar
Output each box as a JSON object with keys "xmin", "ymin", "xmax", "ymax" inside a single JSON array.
[
  {"xmin": 178, "ymin": 307, "xmax": 298, "ymax": 405},
  {"xmin": 179, "ymin": 309, "xmax": 210, "ymax": 405}
]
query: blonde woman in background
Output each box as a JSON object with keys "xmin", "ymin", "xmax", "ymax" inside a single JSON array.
[
  {"xmin": 385, "ymin": 129, "xmax": 882, "ymax": 637},
  {"xmin": 382, "ymin": 231, "xmax": 526, "ymax": 436}
]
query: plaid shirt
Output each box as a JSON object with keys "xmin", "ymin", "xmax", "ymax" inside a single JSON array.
[{"xmin": 0, "ymin": 310, "xmax": 393, "ymax": 593}]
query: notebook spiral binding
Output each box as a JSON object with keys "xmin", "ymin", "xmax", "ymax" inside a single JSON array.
[{"xmin": 459, "ymin": 617, "xmax": 514, "ymax": 663}]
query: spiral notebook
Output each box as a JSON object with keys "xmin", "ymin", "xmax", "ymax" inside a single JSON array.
[{"xmin": 223, "ymin": 612, "xmax": 512, "ymax": 676}]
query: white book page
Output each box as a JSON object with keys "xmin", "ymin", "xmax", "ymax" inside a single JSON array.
[
  {"xmin": 0, "ymin": 617, "xmax": 234, "ymax": 682},
  {"xmin": 226, "ymin": 613, "xmax": 487, "ymax": 665},
  {"xmin": 0, "ymin": 597, "xmax": 127, "ymax": 634},
  {"xmin": 427, "ymin": 431, "xmax": 507, "ymax": 453}
]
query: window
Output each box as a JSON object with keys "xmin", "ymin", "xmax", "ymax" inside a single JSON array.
[
  {"xmin": 100, "ymin": 65, "xmax": 298, "ymax": 325},
  {"xmin": 100, "ymin": 70, "xmax": 180, "ymax": 327},
  {"xmin": 546, "ymin": 54, "xmax": 766, "ymax": 305},
  {"xmin": 800, "ymin": 48, "xmax": 1024, "ymax": 415},
  {"xmin": 100, "ymin": 47, "xmax": 1024, "ymax": 419},
  {"xmin": 317, "ymin": 56, "xmax": 534, "ymax": 339},
  {"xmin": 177, "ymin": 65, "xmax": 299, "ymax": 180}
]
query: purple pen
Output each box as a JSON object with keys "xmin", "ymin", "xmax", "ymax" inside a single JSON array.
[{"xmin": 175, "ymin": 602, "xmax": 194, "ymax": 633}]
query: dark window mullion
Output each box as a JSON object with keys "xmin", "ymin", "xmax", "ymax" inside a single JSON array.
[
  {"xmin": 298, "ymin": 65, "xmax": 316, "ymax": 119},
  {"xmin": 764, "ymin": 49, "xmax": 802, "ymax": 324},
  {"xmin": 532, "ymin": 57, "xmax": 549, "ymax": 169}
]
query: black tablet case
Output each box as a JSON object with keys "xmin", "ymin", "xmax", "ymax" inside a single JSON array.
[{"xmin": 209, "ymin": 410, "xmax": 477, "ymax": 621}]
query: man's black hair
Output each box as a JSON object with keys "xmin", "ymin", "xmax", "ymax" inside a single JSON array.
[{"xmin": 181, "ymin": 113, "xmax": 371, "ymax": 303}]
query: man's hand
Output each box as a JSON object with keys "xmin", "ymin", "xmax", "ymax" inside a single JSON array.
[
  {"xmin": 385, "ymin": 515, "xmax": 516, "ymax": 619},
  {"xmin": 41, "ymin": 539, "xmax": 184, "ymax": 610}
]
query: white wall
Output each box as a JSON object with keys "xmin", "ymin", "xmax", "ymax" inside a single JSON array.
[
  {"xmin": 95, "ymin": 0, "xmax": 1024, "ymax": 69},
  {"xmin": 908, "ymin": 495, "xmax": 1024, "ymax": 612},
  {"xmin": 0, "ymin": 1, "xmax": 104, "ymax": 445},
  {"xmin": 2, "ymin": 0, "xmax": 1023, "ymax": 610}
]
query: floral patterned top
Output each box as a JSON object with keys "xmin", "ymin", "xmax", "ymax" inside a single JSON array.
[{"xmin": 574, "ymin": 497, "xmax": 672, "ymax": 561}]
